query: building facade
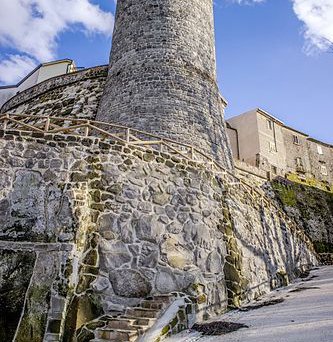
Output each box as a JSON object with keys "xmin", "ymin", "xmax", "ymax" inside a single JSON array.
[
  {"xmin": 227, "ymin": 108, "xmax": 333, "ymax": 187},
  {"xmin": 0, "ymin": 59, "xmax": 76, "ymax": 107}
]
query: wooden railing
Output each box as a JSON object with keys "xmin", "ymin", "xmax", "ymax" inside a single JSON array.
[{"xmin": 0, "ymin": 113, "xmax": 314, "ymax": 250}]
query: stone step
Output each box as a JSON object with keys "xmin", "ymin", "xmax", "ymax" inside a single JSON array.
[
  {"xmin": 125, "ymin": 307, "xmax": 160, "ymax": 319},
  {"xmin": 107, "ymin": 318, "xmax": 138, "ymax": 330},
  {"xmin": 139, "ymin": 299, "xmax": 165, "ymax": 310},
  {"xmin": 120, "ymin": 315, "xmax": 154, "ymax": 327},
  {"xmin": 106, "ymin": 321, "xmax": 147, "ymax": 335},
  {"xmin": 96, "ymin": 328, "xmax": 138, "ymax": 341},
  {"xmin": 147, "ymin": 294, "xmax": 175, "ymax": 303},
  {"xmin": 44, "ymin": 333, "xmax": 61, "ymax": 342},
  {"xmin": 131, "ymin": 324, "xmax": 149, "ymax": 334}
]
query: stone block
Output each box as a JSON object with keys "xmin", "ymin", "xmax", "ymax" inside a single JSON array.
[{"xmin": 110, "ymin": 269, "xmax": 152, "ymax": 298}]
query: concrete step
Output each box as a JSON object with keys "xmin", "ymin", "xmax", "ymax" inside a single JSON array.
[
  {"xmin": 126, "ymin": 307, "xmax": 160, "ymax": 319},
  {"xmin": 96, "ymin": 328, "xmax": 138, "ymax": 341}
]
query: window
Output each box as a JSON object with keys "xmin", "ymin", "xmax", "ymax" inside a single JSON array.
[
  {"xmin": 293, "ymin": 135, "xmax": 300, "ymax": 145},
  {"xmin": 255, "ymin": 154, "xmax": 260, "ymax": 167},
  {"xmin": 295, "ymin": 157, "xmax": 302, "ymax": 166},
  {"xmin": 271, "ymin": 165, "xmax": 277, "ymax": 175},
  {"xmin": 267, "ymin": 120, "xmax": 273, "ymax": 130},
  {"xmin": 269, "ymin": 141, "xmax": 276, "ymax": 152},
  {"xmin": 295, "ymin": 157, "xmax": 304, "ymax": 172},
  {"xmin": 321, "ymin": 165, "xmax": 328, "ymax": 176},
  {"xmin": 317, "ymin": 145, "xmax": 323, "ymax": 155}
]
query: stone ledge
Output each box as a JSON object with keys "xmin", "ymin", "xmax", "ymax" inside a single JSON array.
[{"xmin": 0, "ymin": 241, "xmax": 74, "ymax": 252}]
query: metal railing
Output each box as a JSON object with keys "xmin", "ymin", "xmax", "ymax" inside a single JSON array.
[{"xmin": 0, "ymin": 113, "xmax": 314, "ymax": 250}]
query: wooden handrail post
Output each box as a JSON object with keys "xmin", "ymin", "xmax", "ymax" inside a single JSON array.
[
  {"xmin": 84, "ymin": 125, "xmax": 89, "ymax": 137},
  {"xmin": 3, "ymin": 113, "xmax": 9, "ymax": 131},
  {"xmin": 44, "ymin": 117, "xmax": 50, "ymax": 132},
  {"xmin": 126, "ymin": 128, "xmax": 130, "ymax": 143}
]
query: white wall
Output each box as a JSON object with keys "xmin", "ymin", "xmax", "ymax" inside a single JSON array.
[
  {"xmin": 227, "ymin": 110, "xmax": 260, "ymax": 166},
  {"xmin": 37, "ymin": 62, "xmax": 72, "ymax": 83},
  {"xmin": 256, "ymin": 112, "xmax": 287, "ymax": 175},
  {"xmin": 0, "ymin": 60, "xmax": 74, "ymax": 109}
]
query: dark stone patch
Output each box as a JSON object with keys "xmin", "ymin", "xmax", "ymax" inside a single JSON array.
[
  {"xmin": 299, "ymin": 270, "xmax": 310, "ymax": 279},
  {"xmin": 192, "ymin": 321, "xmax": 249, "ymax": 335},
  {"xmin": 109, "ymin": 269, "xmax": 152, "ymax": 298},
  {"xmin": 47, "ymin": 319, "xmax": 61, "ymax": 333},
  {"xmin": 15, "ymin": 284, "xmax": 51, "ymax": 341},
  {"xmin": 138, "ymin": 241, "xmax": 159, "ymax": 268},
  {"xmin": 0, "ymin": 250, "xmax": 36, "ymax": 342}
]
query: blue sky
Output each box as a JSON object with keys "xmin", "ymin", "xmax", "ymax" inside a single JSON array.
[{"xmin": 0, "ymin": 0, "xmax": 332, "ymax": 143}]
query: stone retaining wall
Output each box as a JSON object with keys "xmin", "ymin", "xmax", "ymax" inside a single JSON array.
[
  {"xmin": 0, "ymin": 129, "xmax": 317, "ymax": 340},
  {"xmin": 1, "ymin": 66, "xmax": 108, "ymax": 120}
]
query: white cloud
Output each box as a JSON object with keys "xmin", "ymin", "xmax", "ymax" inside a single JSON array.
[
  {"xmin": 231, "ymin": 0, "xmax": 333, "ymax": 53},
  {"xmin": 0, "ymin": 0, "xmax": 114, "ymax": 84},
  {"xmin": 0, "ymin": 55, "xmax": 37, "ymax": 84},
  {"xmin": 292, "ymin": 0, "xmax": 333, "ymax": 54}
]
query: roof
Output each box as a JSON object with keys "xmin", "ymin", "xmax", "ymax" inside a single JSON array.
[
  {"xmin": 307, "ymin": 137, "xmax": 333, "ymax": 149},
  {"xmin": 256, "ymin": 108, "xmax": 285, "ymax": 126}
]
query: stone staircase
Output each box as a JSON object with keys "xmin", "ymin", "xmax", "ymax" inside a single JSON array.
[{"xmin": 89, "ymin": 294, "xmax": 175, "ymax": 342}]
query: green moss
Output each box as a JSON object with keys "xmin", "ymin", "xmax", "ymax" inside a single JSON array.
[
  {"xmin": 161, "ymin": 325, "xmax": 170, "ymax": 335},
  {"xmin": 287, "ymin": 173, "xmax": 333, "ymax": 193},
  {"xmin": 196, "ymin": 294, "xmax": 207, "ymax": 305},
  {"xmin": 170, "ymin": 316, "xmax": 179, "ymax": 328},
  {"xmin": 272, "ymin": 182, "xmax": 297, "ymax": 206},
  {"xmin": 271, "ymin": 178, "xmax": 333, "ymax": 257},
  {"xmin": 313, "ymin": 241, "xmax": 333, "ymax": 253}
]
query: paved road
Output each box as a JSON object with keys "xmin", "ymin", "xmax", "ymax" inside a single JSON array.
[{"xmin": 167, "ymin": 266, "xmax": 333, "ymax": 342}]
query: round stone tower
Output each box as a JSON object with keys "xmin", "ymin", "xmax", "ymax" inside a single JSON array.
[{"xmin": 97, "ymin": 0, "xmax": 233, "ymax": 168}]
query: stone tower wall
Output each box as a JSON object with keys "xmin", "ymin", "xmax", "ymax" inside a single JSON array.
[
  {"xmin": 97, "ymin": 0, "xmax": 233, "ymax": 169},
  {"xmin": 0, "ymin": 129, "xmax": 317, "ymax": 340}
]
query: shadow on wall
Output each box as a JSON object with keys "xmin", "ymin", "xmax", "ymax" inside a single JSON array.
[
  {"xmin": 225, "ymin": 201, "xmax": 311, "ymax": 309},
  {"xmin": 0, "ymin": 251, "xmax": 36, "ymax": 342}
]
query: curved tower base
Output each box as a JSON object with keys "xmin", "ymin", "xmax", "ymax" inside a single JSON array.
[{"xmin": 97, "ymin": 0, "xmax": 233, "ymax": 169}]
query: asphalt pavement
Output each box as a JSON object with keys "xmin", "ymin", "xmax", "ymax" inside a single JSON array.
[{"xmin": 166, "ymin": 266, "xmax": 333, "ymax": 342}]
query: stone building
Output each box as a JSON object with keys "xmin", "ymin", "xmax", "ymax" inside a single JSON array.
[
  {"xmin": 0, "ymin": 59, "xmax": 77, "ymax": 107},
  {"xmin": 227, "ymin": 108, "xmax": 333, "ymax": 186},
  {"xmin": 0, "ymin": 1, "xmax": 324, "ymax": 342}
]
